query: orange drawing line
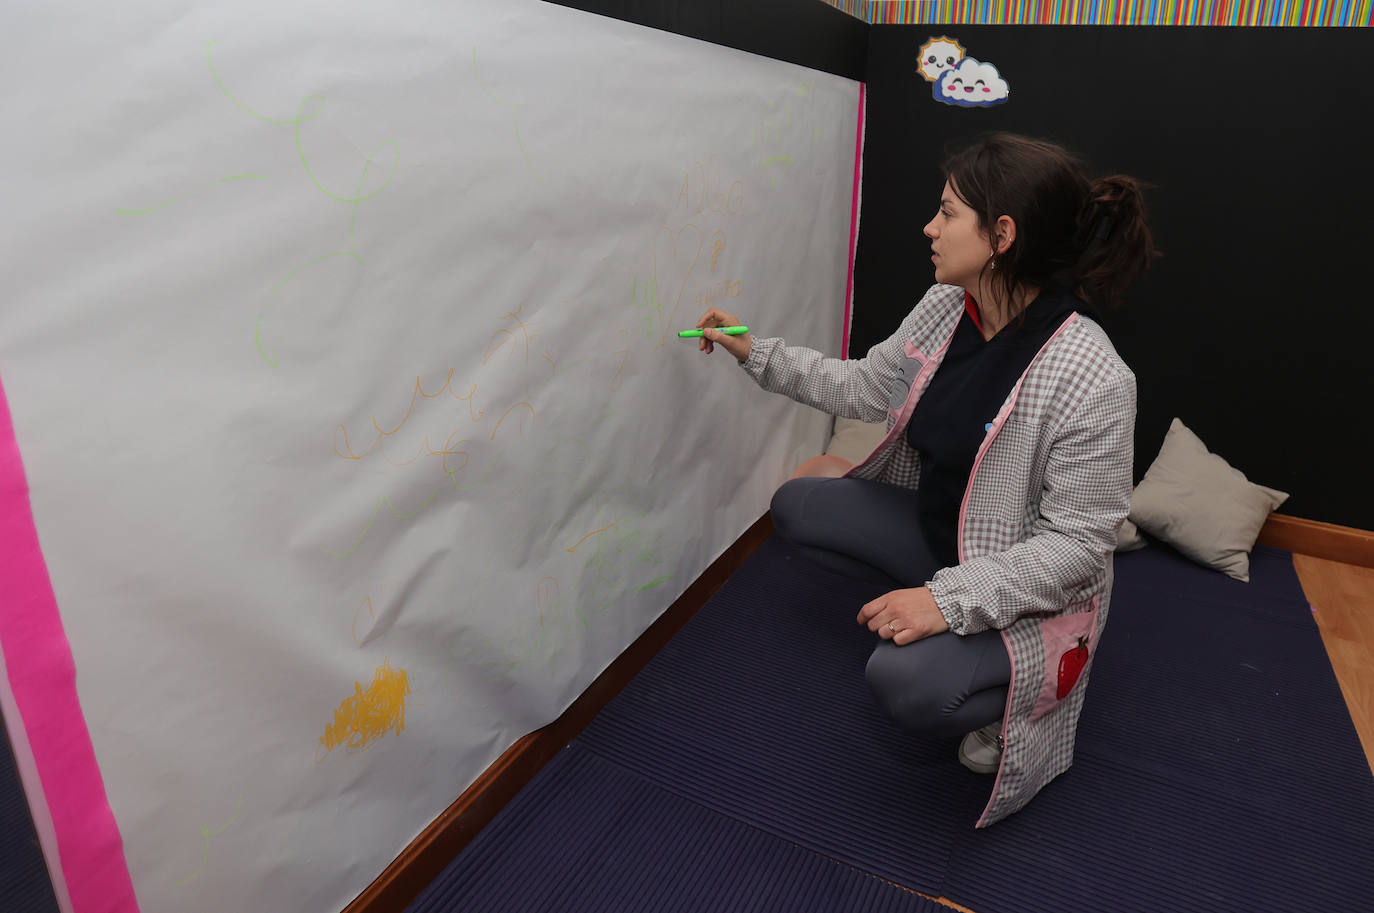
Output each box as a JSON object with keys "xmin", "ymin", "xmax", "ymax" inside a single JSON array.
[
  {"xmin": 352, "ymin": 596, "xmax": 384, "ymax": 647},
  {"xmin": 566, "ymin": 523, "xmax": 618, "ymax": 553},
  {"xmin": 336, "ymin": 374, "xmax": 483, "ymax": 463},
  {"xmin": 489, "ymin": 402, "xmax": 535, "ymax": 441},
  {"xmin": 653, "ymin": 224, "xmax": 703, "ymax": 348}
]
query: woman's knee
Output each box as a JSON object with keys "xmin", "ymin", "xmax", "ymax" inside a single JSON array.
[
  {"xmin": 769, "ymin": 477, "xmax": 817, "ymax": 539},
  {"xmin": 864, "ymin": 644, "xmax": 947, "ymax": 732}
]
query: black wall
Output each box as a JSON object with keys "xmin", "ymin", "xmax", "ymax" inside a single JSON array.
[
  {"xmin": 855, "ymin": 26, "xmax": 1374, "ymax": 529},
  {"xmin": 547, "ymin": 0, "xmax": 869, "ymax": 80}
]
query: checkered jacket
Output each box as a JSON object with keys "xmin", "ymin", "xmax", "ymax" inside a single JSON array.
[{"xmin": 742, "ymin": 283, "xmax": 1135, "ymax": 827}]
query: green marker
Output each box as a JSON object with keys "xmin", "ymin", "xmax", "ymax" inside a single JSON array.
[{"xmin": 677, "ymin": 326, "xmax": 749, "ymax": 338}]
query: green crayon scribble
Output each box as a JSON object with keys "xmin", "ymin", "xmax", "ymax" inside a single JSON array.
[
  {"xmin": 208, "ymin": 40, "xmax": 321, "ymax": 126},
  {"xmin": 117, "ymin": 174, "xmax": 268, "ymax": 215},
  {"xmin": 209, "ymin": 39, "xmax": 398, "ymax": 247},
  {"xmin": 472, "ymin": 46, "xmax": 542, "ymax": 185},
  {"xmin": 636, "ymin": 576, "xmax": 672, "ymax": 592},
  {"xmin": 173, "ymin": 797, "xmax": 243, "ymax": 887}
]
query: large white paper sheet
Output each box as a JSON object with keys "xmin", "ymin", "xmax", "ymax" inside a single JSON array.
[{"xmin": 0, "ymin": 2, "xmax": 859, "ymax": 910}]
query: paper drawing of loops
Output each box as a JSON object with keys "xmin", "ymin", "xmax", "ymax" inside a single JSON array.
[
  {"xmin": 472, "ymin": 46, "xmax": 542, "ymax": 185},
  {"xmin": 316, "ymin": 659, "xmax": 411, "ymax": 760},
  {"xmin": 256, "ymin": 251, "xmax": 364, "ymax": 367},
  {"xmin": 333, "ymin": 369, "xmax": 485, "ymax": 468},
  {"xmin": 207, "ymin": 40, "xmax": 399, "ymax": 246},
  {"xmin": 173, "ymin": 797, "xmax": 243, "ymax": 887},
  {"xmin": 652, "ymin": 224, "xmax": 704, "ymax": 348}
]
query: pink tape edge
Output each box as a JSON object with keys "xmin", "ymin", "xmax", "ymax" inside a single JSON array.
[
  {"xmin": 0, "ymin": 372, "xmax": 141, "ymax": 913},
  {"xmin": 840, "ymin": 82, "xmax": 866, "ymax": 362}
]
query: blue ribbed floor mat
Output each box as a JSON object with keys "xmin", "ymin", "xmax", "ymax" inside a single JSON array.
[
  {"xmin": 942, "ymin": 543, "xmax": 1374, "ymax": 913},
  {"xmin": 407, "ymin": 743, "xmax": 949, "ymax": 913},
  {"xmin": 411, "ymin": 535, "xmax": 1373, "ymax": 912},
  {"xmin": 573, "ymin": 536, "xmax": 988, "ymax": 893},
  {"xmin": 0, "ymin": 708, "xmax": 59, "ymax": 913}
]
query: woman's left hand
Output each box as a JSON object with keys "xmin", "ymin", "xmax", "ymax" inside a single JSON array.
[{"xmin": 857, "ymin": 587, "xmax": 950, "ymax": 646}]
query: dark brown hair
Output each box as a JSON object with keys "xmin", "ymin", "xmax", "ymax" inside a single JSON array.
[{"xmin": 942, "ymin": 133, "xmax": 1156, "ymax": 311}]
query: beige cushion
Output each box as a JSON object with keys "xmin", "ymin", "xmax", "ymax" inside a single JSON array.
[
  {"xmin": 1128, "ymin": 418, "xmax": 1289, "ymax": 582},
  {"xmin": 1115, "ymin": 518, "xmax": 1147, "ymax": 552},
  {"xmin": 825, "ymin": 417, "xmax": 888, "ymax": 464}
]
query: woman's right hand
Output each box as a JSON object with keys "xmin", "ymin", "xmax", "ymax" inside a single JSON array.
[{"xmin": 695, "ymin": 307, "xmax": 753, "ymax": 363}]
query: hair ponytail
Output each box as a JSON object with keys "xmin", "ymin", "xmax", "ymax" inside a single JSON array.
[
  {"xmin": 942, "ymin": 134, "xmax": 1158, "ymax": 313},
  {"xmin": 1072, "ymin": 175, "xmax": 1158, "ymax": 310}
]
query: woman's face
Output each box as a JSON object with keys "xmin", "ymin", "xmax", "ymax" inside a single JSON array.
[{"xmin": 923, "ymin": 180, "xmax": 993, "ymax": 291}]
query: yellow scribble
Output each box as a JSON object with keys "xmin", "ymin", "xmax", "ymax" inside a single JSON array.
[{"xmin": 317, "ymin": 660, "xmax": 411, "ymax": 759}]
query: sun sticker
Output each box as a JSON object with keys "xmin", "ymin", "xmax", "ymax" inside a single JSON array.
[
  {"xmin": 934, "ymin": 58, "xmax": 1011, "ymax": 108},
  {"xmin": 917, "ymin": 36, "xmax": 966, "ymax": 83}
]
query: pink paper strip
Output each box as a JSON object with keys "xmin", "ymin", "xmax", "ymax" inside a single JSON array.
[
  {"xmin": 0, "ymin": 371, "xmax": 141, "ymax": 913},
  {"xmin": 840, "ymin": 82, "xmax": 866, "ymax": 361}
]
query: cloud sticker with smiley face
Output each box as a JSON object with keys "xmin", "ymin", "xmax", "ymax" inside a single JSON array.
[
  {"xmin": 934, "ymin": 58, "xmax": 1010, "ymax": 108},
  {"xmin": 917, "ymin": 36, "xmax": 966, "ymax": 83}
]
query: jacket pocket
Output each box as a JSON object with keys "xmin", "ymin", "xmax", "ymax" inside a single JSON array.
[{"xmin": 1028, "ymin": 597, "xmax": 1100, "ymax": 722}]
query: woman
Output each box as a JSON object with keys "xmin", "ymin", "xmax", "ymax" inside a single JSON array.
[{"xmin": 695, "ymin": 133, "xmax": 1154, "ymax": 827}]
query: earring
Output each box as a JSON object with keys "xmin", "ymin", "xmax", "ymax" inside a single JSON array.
[{"xmin": 989, "ymin": 257, "xmax": 997, "ymax": 270}]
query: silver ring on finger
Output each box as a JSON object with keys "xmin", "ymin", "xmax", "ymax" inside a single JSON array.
[{"xmin": 886, "ymin": 621, "xmax": 898, "ymax": 633}]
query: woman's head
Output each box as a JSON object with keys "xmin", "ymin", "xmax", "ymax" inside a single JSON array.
[{"xmin": 923, "ymin": 132, "xmax": 1156, "ymax": 310}]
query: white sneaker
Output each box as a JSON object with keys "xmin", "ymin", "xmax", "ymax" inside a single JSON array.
[{"xmin": 958, "ymin": 720, "xmax": 1003, "ymax": 775}]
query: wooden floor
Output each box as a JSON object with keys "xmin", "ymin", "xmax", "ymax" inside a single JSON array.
[
  {"xmin": 919, "ymin": 553, "xmax": 1374, "ymax": 913},
  {"xmin": 1295, "ymin": 554, "xmax": 1374, "ymax": 774}
]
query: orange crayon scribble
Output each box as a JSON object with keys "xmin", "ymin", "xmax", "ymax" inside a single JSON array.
[
  {"xmin": 335, "ymin": 372, "xmax": 483, "ymax": 463},
  {"xmin": 489, "ymin": 401, "xmax": 535, "ymax": 441},
  {"xmin": 652, "ymin": 224, "xmax": 703, "ymax": 348},
  {"xmin": 566, "ymin": 523, "xmax": 617, "ymax": 554},
  {"xmin": 537, "ymin": 577, "xmax": 559, "ymax": 627},
  {"xmin": 483, "ymin": 307, "xmax": 541, "ymax": 365},
  {"xmin": 318, "ymin": 659, "xmax": 411, "ymax": 759},
  {"xmin": 352, "ymin": 596, "xmax": 383, "ymax": 647}
]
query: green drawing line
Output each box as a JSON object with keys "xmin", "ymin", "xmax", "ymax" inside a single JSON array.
[
  {"xmin": 208, "ymin": 40, "xmax": 321, "ymax": 126},
  {"xmin": 472, "ymin": 46, "xmax": 542, "ymax": 185},
  {"xmin": 174, "ymin": 797, "xmax": 243, "ymax": 887},
  {"xmin": 292, "ymin": 95, "xmax": 400, "ymax": 204},
  {"xmin": 209, "ymin": 39, "xmax": 398, "ymax": 221},
  {"xmin": 116, "ymin": 174, "xmax": 268, "ymax": 215},
  {"xmin": 322, "ymin": 479, "xmax": 449, "ymax": 559},
  {"xmin": 256, "ymin": 251, "xmax": 365, "ymax": 367},
  {"xmin": 636, "ymin": 576, "xmax": 672, "ymax": 592}
]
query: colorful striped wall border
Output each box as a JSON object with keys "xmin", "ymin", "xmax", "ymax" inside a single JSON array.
[{"xmin": 820, "ymin": 0, "xmax": 1373, "ymax": 25}]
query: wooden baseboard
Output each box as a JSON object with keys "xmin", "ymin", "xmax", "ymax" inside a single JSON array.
[
  {"xmin": 1256, "ymin": 513, "xmax": 1374, "ymax": 569},
  {"xmin": 342, "ymin": 513, "xmax": 776, "ymax": 913}
]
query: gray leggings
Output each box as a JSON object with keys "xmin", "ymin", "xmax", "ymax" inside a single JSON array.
[{"xmin": 771, "ymin": 477, "xmax": 1010, "ymax": 737}]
